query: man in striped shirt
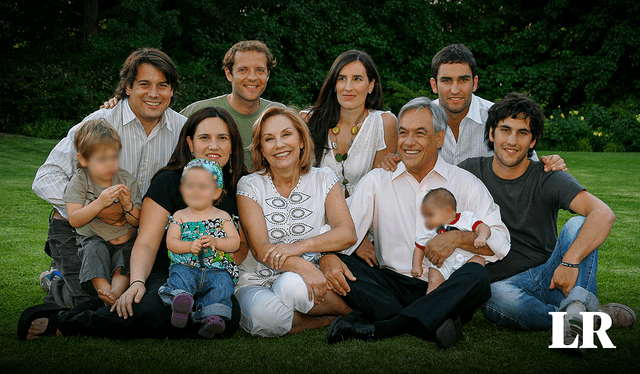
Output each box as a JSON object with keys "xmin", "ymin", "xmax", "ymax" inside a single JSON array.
[{"xmin": 33, "ymin": 48, "xmax": 187, "ymax": 308}]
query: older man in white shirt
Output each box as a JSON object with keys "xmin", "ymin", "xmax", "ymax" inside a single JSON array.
[
  {"xmin": 322, "ymin": 97, "xmax": 510, "ymax": 348},
  {"xmin": 33, "ymin": 48, "xmax": 187, "ymax": 308}
]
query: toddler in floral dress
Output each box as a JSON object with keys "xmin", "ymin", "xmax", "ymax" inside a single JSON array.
[{"xmin": 158, "ymin": 158, "xmax": 240, "ymax": 338}]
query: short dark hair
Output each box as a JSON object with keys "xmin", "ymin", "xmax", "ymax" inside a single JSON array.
[
  {"xmin": 431, "ymin": 44, "xmax": 477, "ymax": 80},
  {"xmin": 222, "ymin": 40, "xmax": 276, "ymax": 74},
  {"xmin": 307, "ymin": 50, "xmax": 384, "ymax": 165},
  {"xmin": 114, "ymin": 48, "xmax": 179, "ymax": 105},
  {"xmin": 154, "ymin": 107, "xmax": 247, "ymax": 196},
  {"xmin": 422, "ymin": 187, "xmax": 457, "ymax": 211},
  {"xmin": 485, "ymin": 92, "xmax": 545, "ymax": 157}
]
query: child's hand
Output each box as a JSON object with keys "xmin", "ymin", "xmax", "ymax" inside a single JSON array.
[
  {"xmin": 97, "ymin": 185, "xmax": 122, "ymax": 209},
  {"xmin": 117, "ymin": 185, "xmax": 133, "ymax": 211},
  {"xmin": 474, "ymin": 236, "xmax": 487, "ymax": 248},
  {"xmin": 411, "ymin": 266, "xmax": 423, "ymax": 278},
  {"xmin": 200, "ymin": 236, "xmax": 216, "ymax": 252},
  {"xmin": 190, "ymin": 238, "xmax": 204, "ymax": 254}
]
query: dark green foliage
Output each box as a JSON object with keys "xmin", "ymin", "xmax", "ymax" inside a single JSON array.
[{"xmin": 1, "ymin": 0, "xmax": 639, "ymax": 144}]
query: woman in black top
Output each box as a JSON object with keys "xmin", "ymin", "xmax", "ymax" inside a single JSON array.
[{"xmin": 21, "ymin": 107, "xmax": 249, "ymax": 339}]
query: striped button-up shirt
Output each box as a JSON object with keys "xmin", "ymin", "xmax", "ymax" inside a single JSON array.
[{"xmin": 32, "ymin": 98, "xmax": 187, "ymax": 218}]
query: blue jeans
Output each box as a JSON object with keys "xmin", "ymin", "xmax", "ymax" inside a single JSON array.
[
  {"xmin": 159, "ymin": 264, "xmax": 234, "ymax": 322},
  {"xmin": 482, "ymin": 216, "xmax": 600, "ymax": 330}
]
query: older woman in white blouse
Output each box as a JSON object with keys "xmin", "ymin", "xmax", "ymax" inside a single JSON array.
[{"xmin": 236, "ymin": 107, "xmax": 357, "ymax": 337}]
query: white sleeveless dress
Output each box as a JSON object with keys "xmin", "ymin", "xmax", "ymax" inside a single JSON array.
[{"xmin": 319, "ymin": 109, "xmax": 394, "ymax": 196}]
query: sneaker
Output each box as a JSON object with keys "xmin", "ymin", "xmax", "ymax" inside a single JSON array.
[
  {"xmin": 559, "ymin": 316, "xmax": 587, "ymax": 357},
  {"xmin": 600, "ymin": 303, "xmax": 637, "ymax": 328},
  {"xmin": 39, "ymin": 265, "xmax": 62, "ymax": 292}
]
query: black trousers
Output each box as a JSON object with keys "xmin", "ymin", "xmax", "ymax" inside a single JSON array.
[
  {"xmin": 44, "ymin": 217, "xmax": 92, "ymax": 308},
  {"xmin": 56, "ymin": 268, "xmax": 241, "ymax": 339},
  {"xmin": 338, "ymin": 254, "xmax": 491, "ymax": 340}
]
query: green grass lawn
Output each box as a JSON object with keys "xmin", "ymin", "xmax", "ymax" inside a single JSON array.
[{"xmin": 1, "ymin": 134, "xmax": 638, "ymax": 374}]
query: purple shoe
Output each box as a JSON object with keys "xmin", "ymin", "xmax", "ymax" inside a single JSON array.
[
  {"xmin": 171, "ymin": 293, "xmax": 193, "ymax": 328},
  {"xmin": 198, "ymin": 316, "xmax": 226, "ymax": 339}
]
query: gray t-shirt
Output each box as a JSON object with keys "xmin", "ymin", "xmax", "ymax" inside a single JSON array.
[
  {"xmin": 458, "ymin": 157, "xmax": 585, "ymax": 282},
  {"xmin": 63, "ymin": 168, "xmax": 142, "ymax": 241},
  {"xmin": 180, "ymin": 95, "xmax": 285, "ymax": 169}
]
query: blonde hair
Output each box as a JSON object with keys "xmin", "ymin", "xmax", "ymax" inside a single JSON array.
[
  {"xmin": 250, "ymin": 106, "xmax": 315, "ymax": 176},
  {"xmin": 74, "ymin": 119, "xmax": 121, "ymax": 166}
]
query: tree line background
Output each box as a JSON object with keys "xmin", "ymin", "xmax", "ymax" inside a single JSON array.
[{"xmin": 2, "ymin": 0, "xmax": 639, "ymax": 150}]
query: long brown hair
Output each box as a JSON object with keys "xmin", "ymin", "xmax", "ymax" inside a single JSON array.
[
  {"xmin": 307, "ymin": 50, "xmax": 384, "ymax": 165},
  {"xmin": 154, "ymin": 107, "xmax": 247, "ymax": 194}
]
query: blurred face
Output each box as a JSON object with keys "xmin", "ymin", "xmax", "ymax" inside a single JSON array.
[
  {"xmin": 180, "ymin": 168, "xmax": 222, "ymax": 211},
  {"xmin": 187, "ymin": 117, "xmax": 232, "ymax": 168},
  {"xmin": 78, "ymin": 146, "xmax": 120, "ymax": 184},
  {"xmin": 261, "ymin": 115, "xmax": 304, "ymax": 174},
  {"xmin": 489, "ymin": 116, "xmax": 536, "ymax": 171},
  {"xmin": 430, "ymin": 63, "xmax": 478, "ymax": 117},
  {"xmin": 397, "ymin": 109, "xmax": 444, "ymax": 178},
  {"xmin": 225, "ymin": 50, "xmax": 270, "ymax": 103},
  {"xmin": 126, "ymin": 63, "xmax": 174, "ymax": 128},
  {"xmin": 335, "ymin": 61, "xmax": 375, "ymax": 111},
  {"xmin": 421, "ymin": 202, "xmax": 452, "ymax": 230}
]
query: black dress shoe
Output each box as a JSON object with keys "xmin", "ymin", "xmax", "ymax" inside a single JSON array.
[
  {"xmin": 434, "ymin": 316, "xmax": 462, "ymax": 349},
  {"xmin": 325, "ymin": 316, "xmax": 376, "ymax": 344}
]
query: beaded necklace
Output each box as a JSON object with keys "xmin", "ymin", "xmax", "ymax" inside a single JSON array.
[{"xmin": 330, "ymin": 110, "xmax": 366, "ymax": 189}]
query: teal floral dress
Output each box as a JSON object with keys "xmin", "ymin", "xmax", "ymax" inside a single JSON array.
[{"xmin": 167, "ymin": 217, "xmax": 239, "ymax": 283}]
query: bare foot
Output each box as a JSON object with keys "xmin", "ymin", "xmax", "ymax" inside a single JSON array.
[
  {"xmin": 97, "ymin": 289, "xmax": 121, "ymax": 306},
  {"xmin": 26, "ymin": 318, "xmax": 62, "ymax": 340}
]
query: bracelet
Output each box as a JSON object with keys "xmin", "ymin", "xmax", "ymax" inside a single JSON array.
[
  {"xmin": 124, "ymin": 205, "xmax": 134, "ymax": 214},
  {"xmin": 130, "ymin": 280, "xmax": 146, "ymax": 287},
  {"xmin": 561, "ymin": 261, "xmax": 580, "ymax": 268}
]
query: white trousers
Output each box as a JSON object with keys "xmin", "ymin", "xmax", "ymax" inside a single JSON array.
[{"xmin": 235, "ymin": 271, "xmax": 314, "ymax": 337}]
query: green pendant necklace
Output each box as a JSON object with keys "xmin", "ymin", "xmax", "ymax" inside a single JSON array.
[{"xmin": 331, "ymin": 110, "xmax": 366, "ymax": 187}]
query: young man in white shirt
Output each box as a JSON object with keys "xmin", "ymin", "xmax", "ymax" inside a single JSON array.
[
  {"xmin": 33, "ymin": 48, "xmax": 187, "ymax": 308},
  {"xmin": 322, "ymin": 97, "xmax": 510, "ymax": 348},
  {"xmin": 380, "ymin": 44, "xmax": 565, "ymax": 171}
]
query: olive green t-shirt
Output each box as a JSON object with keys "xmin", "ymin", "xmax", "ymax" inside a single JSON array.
[{"xmin": 180, "ymin": 95, "xmax": 285, "ymax": 169}]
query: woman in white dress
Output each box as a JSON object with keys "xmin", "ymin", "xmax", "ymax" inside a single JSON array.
[
  {"xmin": 302, "ymin": 50, "xmax": 397, "ymax": 197},
  {"xmin": 236, "ymin": 106, "xmax": 357, "ymax": 337}
]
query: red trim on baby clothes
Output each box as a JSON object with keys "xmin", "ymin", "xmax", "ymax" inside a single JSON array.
[
  {"xmin": 415, "ymin": 242, "xmax": 425, "ymax": 250},
  {"xmin": 472, "ymin": 220, "xmax": 484, "ymax": 232},
  {"xmin": 450, "ymin": 213, "xmax": 461, "ymax": 225}
]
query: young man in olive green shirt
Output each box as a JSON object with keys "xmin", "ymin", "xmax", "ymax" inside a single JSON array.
[{"xmin": 180, "ymin": 40, "xmax": 285, "ymax": 167}]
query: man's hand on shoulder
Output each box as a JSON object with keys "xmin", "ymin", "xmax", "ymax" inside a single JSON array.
[{"xmin": 540, "ymin": 154, "xmax": 567, "ymax": 172}]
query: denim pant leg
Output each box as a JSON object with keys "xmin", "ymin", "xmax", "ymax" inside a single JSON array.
[
  {"xmin": 483, "ymin": 216, "xmax": 600, "ymax": 330},
  {"xmin": 158, "ymin": 264, "xmax": 199, "ymax": 307},
  {"xmin": 193, "ymin": 268, "xmax": 234, "ymax": 322},
  {"xmin": 44, "ymin": 218, "xmax": 91, "ymax": 308}
]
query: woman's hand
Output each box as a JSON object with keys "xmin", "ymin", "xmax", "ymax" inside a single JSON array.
[
  {"xmin": 263, "ymin": 243, "xmax": 304, "ymax": 270},
  {"xmin": 110, "ymin": 282, "xmax": 146, "ymax": 318},
  {"xmin": 299, "ymin": 265, "xmax": 328, "ymax": 303}
]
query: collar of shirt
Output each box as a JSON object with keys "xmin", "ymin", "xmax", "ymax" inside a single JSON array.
[
  {"xmin": 392, "ymin": 156, "xmax": 450, "ymax": 184},
  {"xmin": 120, "ymin": 97, "xmax": 173, "ymax": 132},
  {"xmin": 463, "ymin": 94, "xmax": 484, "ymax": 126}
]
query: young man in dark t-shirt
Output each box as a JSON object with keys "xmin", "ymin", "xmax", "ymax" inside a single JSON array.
[{"xmin": 458, "ymin": 93, "xmax": 636, "ymax": 354}]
